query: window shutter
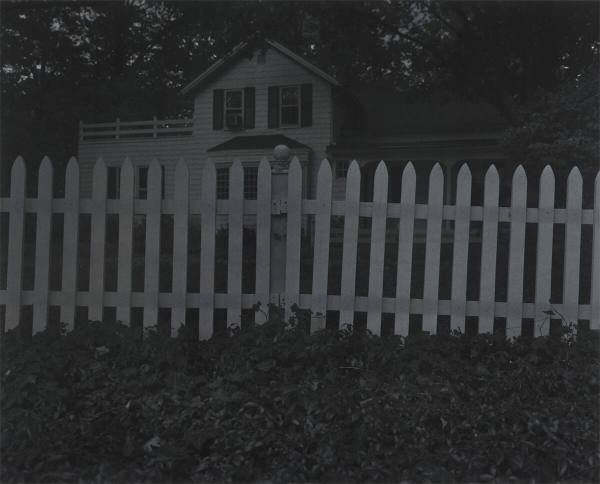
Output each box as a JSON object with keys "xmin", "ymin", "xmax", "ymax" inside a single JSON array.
[
  {"xmin": 301, "ymin": 83, "xmax": 313, "ymax": 127},
  {"xmin": 213, "ymin": 89, "xmax": 224, "ymax": 130},
  {"xmin": 244, "ymin": 87, "xmax": 255, "ymax": 129},
  {"xmin": 268, "ymin": 86, "xmax": 279, "ymax": 128}
]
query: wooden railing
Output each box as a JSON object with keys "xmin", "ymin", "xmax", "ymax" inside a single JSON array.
[{"xmin": 79, "ymin": 117, "xmax": 193, "ymax": 141}]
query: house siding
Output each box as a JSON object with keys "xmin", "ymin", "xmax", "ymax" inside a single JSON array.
[{"xmin": 77, "ymin": 46, "xmax": 334, "ymax": 198}]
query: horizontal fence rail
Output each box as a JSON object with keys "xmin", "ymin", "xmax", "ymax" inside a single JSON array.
[
  {"xmin": 0, "ymin": 156, "xmax": 599, "ymax": 338},
  {"xmin": 80, "ymin": 118, "xmax": 194, "ymax": 141}
]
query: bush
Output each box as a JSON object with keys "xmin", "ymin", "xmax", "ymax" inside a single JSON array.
[{"xmin": 1, "ymin": 319, "xmax": 598, "ymax": 482}]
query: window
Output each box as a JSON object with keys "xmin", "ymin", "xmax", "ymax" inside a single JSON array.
[
  {"xmin": 107, "ymin": 166, "xmax": 121, "ymax": 199},
  {"xmin": 335, "ymin": 161, "xmax": 349, "ymax": 179},
  {"xmin": 216, "ymin": 167, "xmax": 229, "ymax": 200},
  {"xmin": 244, "ymin": 166, "xmax": 258, "ymax": 200},
  {"xmin": 280, "ymin": 86, "xmax": 300, "ymax": 126},
  {"xmin": 136, "ymin": 165, "xmax": 165, "ymax": 199},
  {"xmin": 224, "ymin": 89, "xmax": 243, "ymax": 129}
]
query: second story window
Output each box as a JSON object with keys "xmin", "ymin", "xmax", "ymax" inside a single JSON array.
[
  {"xmin": 280, "ymin": 86, "xmax": 300, "ymax": 126},
  {"xmin": 224, "ymin": 89, "xmax": 243, "ymax": 130},
  {"xmin": 216, "ymin": 167, "xmax": 229, "ymax": 200}
]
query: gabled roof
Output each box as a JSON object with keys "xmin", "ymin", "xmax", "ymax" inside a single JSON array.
[
  {"xmin": 207, "ymin": 134, "xmax": 310, "ymax": 152},
  {"xmin": 180, "ymin": 39, "xmax": 338, "ymax": 95}
]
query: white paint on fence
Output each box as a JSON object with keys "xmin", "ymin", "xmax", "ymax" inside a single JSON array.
[
  {"xmin": 311, "ymin": 159, "xmax": 333, "ymax": 332},
  {"xmin": 227, "ymin": 160, "xmax": 244, "ymax": 326},
  {"xmin": 1, "ymin": 156, "xmax": 598, "ymax": 339},
  {"xmin": 367, "ymin": 161, "xmax": 388, "ymax": 334},
  {"xmin": 450, "ymin": 164, "xmax": 472, "ymax": 332},
  {"xmin": 479, "ymin": 165, "xmax": 500, "ymax": 334},
  {"xmin": 506, "ymin": 166, "xmax": 527, "ymax": 338},
  {"xmin": 199, "ymin": 159, "xmax": 216, "ymax": 339},
  {"xmin": 422, "ymin": 163, "xmax": 444, "ymax": 334},
  {"xmin": 171, "ymin": 158, "xmax": 189, "ymax": 331},
  {"xmin": 255, "ymin": 157, "xmax": 271, "ymax": 324},
  {"xmin": 534, "ymin": 165, "xmax": 555, "ymax": 335},
  {"xmin": 284, "ymin": 157, "xmax": 302, "ymax": 321},
  {"xmin": 116, "ymin": 158, "xmax": 134, "ymax": 325},
  {"xmin": 33, "ymin": 157, "xmax": 53, "ymax": 334},
  {"xmin": 340, "ymin": 160, "xmax": 361, "ymax": 327},
  {"xmin": 563, "ymin": 167, "xmax": 582, "ymax": 325},
  {"xmin": 61, "ymin": 157, "xmax": 80, "ymax": 329},
  {"xmin": 6, "ymin": 157, "xmax": 26, "ymax": 330},
  {"xmin": 143, "ymin": 159, "xmax": 162, "ymax": 328},
  {"xmin": 89, "ymin": 157, "xmax": 107, "ymax": 322},
  {"xmin": 394, "ymin": 162, "xmax": 416, "ymax": 336}
]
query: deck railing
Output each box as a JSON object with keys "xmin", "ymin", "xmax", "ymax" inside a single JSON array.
[{"xmin": 79, "ymin": 117, "xmax": 193, "ymax": 141}]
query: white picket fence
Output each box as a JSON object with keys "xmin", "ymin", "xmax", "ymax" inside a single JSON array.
[{"xmin": 1, "ymin": 155, "xmax": 599, "ymax": 338}]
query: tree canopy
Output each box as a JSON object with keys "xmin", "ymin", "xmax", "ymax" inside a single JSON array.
[{"xmin": 1, "ymin": 0, "xmax": 598, "ymax": 183}]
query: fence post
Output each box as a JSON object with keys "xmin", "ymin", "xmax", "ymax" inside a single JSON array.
[
  {"xmin": 5, "ymin": 157, "xmax": 26, "ymax": 331},
  {"xmin": 255, "ymin": 157, "xmax": 271, "ymax": 324},
  {"xmin": 199, "ymin": 159, "xmax": 216, "ymax": 339},
  {"xmin": 32, "ymin": 157, "xmax": 53, "ymax": 334},
  {"xmin": 284, "ymin": 157, "xmax": 302, "ymax": 322},
  {"xmin": 89, "ymin": 157, "xmax": 107, "ymax": 322},
  {"xmin": 116, "ymin": 158, "xmax": 135, "ymax": 325},
  {"xmin": 227, "ymin": 159, "xmax": 244, "ymax": 326},
  {"xmin": 563, "ymin": 167, "xmax": 582, "ymax": 326},
  {"xmin": 171, "ymin": 158, "xmax": 189, "ymax": 333}
]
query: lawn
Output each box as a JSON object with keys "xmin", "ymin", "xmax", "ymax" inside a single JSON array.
[{"xmin": 1, "ymin": 318, "xmax": 598, "ymax": 483}]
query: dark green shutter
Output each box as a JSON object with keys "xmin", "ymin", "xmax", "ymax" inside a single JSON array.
[
  {"xmin": 244, "ymin": 87, "xmax": 255, "ymax": 129},
  {"xmin": 301, "ymin": 83, "xmax": 313, "ymax": 127},
  {"xmin": 213, "ymin": 89, "xmax": 224, "ymax": 130},
  {"xmin": 268, "ymin": 86, "xmax": 279, "ymax": 128}
]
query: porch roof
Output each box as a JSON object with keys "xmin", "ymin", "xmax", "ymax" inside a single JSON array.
[{"xmin": 207, "ymin": 134, "xmax": 310, "ymax": 152}]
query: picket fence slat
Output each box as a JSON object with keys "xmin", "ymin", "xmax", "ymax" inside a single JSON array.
[
  {"xmin": 32, "ymin": 157, "xmax": 53, "ymax": 334},
  {"xmin": 563, "ymin": 167, "xmax": 583, "ymax": 325},
  {"xmin": 284, "ymin": 157, "xmax": 302, "ymax": 321},
  {"xmin": 367, "ymin": 161, "xmax": 388, "ymax": 334},
  {"xmin": 340, "ymin": 161, "xmax": 361, "ymax": 327},
  {"xmin": 6, "ymin": 157, "xmax": 27, "ymax": 330},
  {"xmin": 394, "ymin": 163, "xmax": 416, "ymax": 335},
  {"xmin": 422, "ymin": 163, "xmax": 444, "ymax": 334},
  {"xmin": 171, "ymin": 158, "xmax": 189, "ymax": 331},
  {"xmin": 311, "ymin": 159, "xmax": 332, "ymax": 332},
  {"xmin": 227, "ymin": 160, "xmax": 244, "ymax": 326},
  {"xmin": 255, "ymin": 157, "xmax": 271, "ymax": 323},
  {"xmin": 479, "ymin": 165, "xmax": 500, "ymax": 334},
  {"xmin": 534, "ymin": 166, "xmax": 555, "ymax": 335},
  {"xmin": 89, "ymin": 158, "xmax": 107, "ymax": 322},
  {"xmin": 592, "ymin": 172, "xmax": 600, "ymax": 330},
  {"xmin": 506, "ymin": 166, "xmax": 527, "ymax": 338},
  {"xmin": 450, "ymin": 164, "xmax": 472, "ymax": 331},
  {"xmin": 116, "ymin": 158, "xmax": 135, "ymax": 325},
  {"xmin": 61, "ymin": 157, "xmax": 80, "ymax": 329},
  {"xmin": 142, "ymin": 159, "xmax": 162, "ymax": 328},
  {"xmin": 199, "ymin": 159, "xmax": 217, "ymax": 339}
]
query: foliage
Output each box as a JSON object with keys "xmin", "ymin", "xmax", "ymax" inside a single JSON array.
[{"xmin": 1, "ymin": 318, "xmax": 599, "ymax": 483}]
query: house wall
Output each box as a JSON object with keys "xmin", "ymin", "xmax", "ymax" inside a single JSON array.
[
  {"xmin": 192, "ymin": 47, "xmax": 333, "ymax": 196},
  {"xmin": 77, "ymin": 46, "xmax": 334, "ymax": 198}
]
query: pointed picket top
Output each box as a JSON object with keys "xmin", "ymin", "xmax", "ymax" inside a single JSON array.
[
  {"xmin": 401, "ymin": 162, "xmax": 416, "ymax": 203},
  {"xmin": 316, "ymin": 158, "xmax": 333, "ymax": 193},
  {"xmin": 428, "ymin": 162, "xmax": 444, "ymax": 203},
  {"xmin": 484, "ymin": 164, "xmax": 500, "ymax": 202},
  {"xmin": 566, "ymin": 166, "xmax": 583, "ymax": 206},
  {"xmin": 202, "ymin": 158, "xmax": 217, "ymax": 195},
  {"xmin": 65, "ymin": 157, "xmax": 79, "ymax": 193},
  {"xmin": 457, "ymin": 163, "xmax": 472, "ymax": 186},
  {"xmin": 37, "ymin": 156, "xmax": 54, "ymax": 198},
  {"xmin": 289, "ymin": 156, "xmax": 302, "ymax": 179},
  {"xmin": 120, "ymin": 157, "xmax": 135, "ymax": 196},
  {"xmin": 258, "ymin": 157, "xmax": 271, "ymax": 195},
  {"xmin": 539, "ymin": 165, "xmax": 555, "ymax": 205},
  {"xmin": 373, "ymin": 161, "xmax": 388, "ymax": 203},
  {"xmin": 92, "ymin": 156, "xmax": 106, "ymax": 177},
  {"xmin": 10, "ymin": 156, "xmax": 26, "ymax": 190},
  {"xmin": 230, "ymin": 158, "xmax": 244, "ymax": 195},
  {"xmin": 511, "ymin": 165, "xmax": 527, "ymax": 205}
]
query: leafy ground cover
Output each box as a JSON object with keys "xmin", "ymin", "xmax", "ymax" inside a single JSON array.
[{"xmin": 1, "ymin": 319, "xmax": 599, "ymax": 483}]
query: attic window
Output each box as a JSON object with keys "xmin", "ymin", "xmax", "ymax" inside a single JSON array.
[
  {"xmin": 280, "ymin": 86, "xmax": 300, "ymax": 126},
  {"xmin": 224, "ymin": 89, "xmax": 243, "ymax": 129}
]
